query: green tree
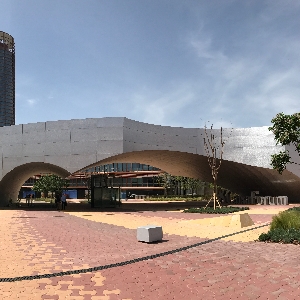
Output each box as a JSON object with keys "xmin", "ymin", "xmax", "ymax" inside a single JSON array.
[
  {"xmin": 186, "ymin": 177, "xmax": 203, "ymax": 196},
  {"xmin": 268, "ymin": 112, "xmax": 300, "ymax": 174},
  {"xmin": 32, "ymin": 174, "xmax": 69, "ymax": 198},
  {"xmin": 154, "ymin": 173, "xmax": 175, "ymax": 197},
  {"xmin": 173, "ymin": 176, "xmax": 199, "ymax": 196},
  {"xmin": 155, "ymin": 174, "xmax": 203, "ymax": 197}
]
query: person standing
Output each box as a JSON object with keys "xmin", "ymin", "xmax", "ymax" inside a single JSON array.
[
  {"xmin": 55, "ymin": 193, "xmax": 61, "ymax": 210},
  {"xmin": 61, "ymin": 193, "xmax": 67, "ymax": 210},
  {"xmin": 29, "ymin": 193, "xmax": 34, "ymax": 207},
  {"xmin": 25, "ymin": 194, "xmax": 30, "ymax": 207}
]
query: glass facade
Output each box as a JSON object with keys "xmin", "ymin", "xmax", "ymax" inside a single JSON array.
[
  {"xmin": 20, "ymin": 163, "xmax": 166, "ymax": 200},
  {"xmin": 88, "ymin": 174, "xmax": 160, "ymax": 188},
  {"xmin": 84, "ymin": 162, "xmax": 161, "ymax": 174},
  {"xmin": 22, "ymin": 163, "xmax": 163, "ymax": 188},
  {"xmin": 0, "ymin": 31, "xmax": 15, "ymax": 127}
]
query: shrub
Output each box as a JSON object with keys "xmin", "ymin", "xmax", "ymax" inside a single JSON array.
[
  {"xmin": 183, "ymin": 206, "xmax": 249, "ymax": 214},
  {"xmin": 258, "ymin": 232, "xmax": 271, "ymax": 242},
  {"xmin": 258, "ymin": 209, "xmax": 300, "ymax": 244},
  {"xmin": 147, "ymin": 196, "xmax": 206, "ymax": 202},
  {"xmin": 287, "ymin": 206, "xmax": 300, "ymax": 212},
  {"xmin": 270, "ymin": 210, "xmax": 300, "ymax": 231},
  {"xmin": 258, "ymin": 228, "xmax": 300, "ymax": 244}
]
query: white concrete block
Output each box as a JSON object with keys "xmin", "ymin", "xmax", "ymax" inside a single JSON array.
[{"xmin": 137, "ymin": 225, "xmax": 163, "ymax": 243}]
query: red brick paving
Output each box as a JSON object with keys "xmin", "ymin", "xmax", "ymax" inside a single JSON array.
[{"xmin": 1, "ymin": 206, "xmax": 300, "ymax": 299}]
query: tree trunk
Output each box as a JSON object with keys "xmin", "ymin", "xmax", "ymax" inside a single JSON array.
[{"xmin": 213, "ymin": 177, "xmax": 217, "ymax": 210}]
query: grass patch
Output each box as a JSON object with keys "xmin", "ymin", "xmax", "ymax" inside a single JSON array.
[
  {"xmin": 33, "ymin": 197, "xmax": 54, "ymax": 203},
  {"xmin": 258, "ymin": 209, "xmax": 300, "ymax": 244},
  {"xmin": 183, "ymin": 206, "xmax": 249, "ymax": 214},
  {"xmin": 79, "ymin": 200, "xmax": 89, "ymax": 204}
]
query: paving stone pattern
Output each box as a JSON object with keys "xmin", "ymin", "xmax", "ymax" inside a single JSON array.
[{"xmin": 1, "ymin": 208, "xmax": 300, "ymax": 299}]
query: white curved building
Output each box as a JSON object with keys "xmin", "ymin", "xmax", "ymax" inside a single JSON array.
[{"xmin": 0, "ymin": 117, "xmax": 299, "ymax": 205}]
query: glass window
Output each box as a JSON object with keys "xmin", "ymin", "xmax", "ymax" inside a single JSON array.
[
  {"xmin": 93, "ymin": 177, "xmax": 101, "ymax": 188},
  {"xmin": 142, "ymin": 177, "xmax": 149, "ymax": 186},
  {"xmin": 113, "ymin": 177, "xmax": 121, "ymax": 186},
  {"xmin": 117, "ymin": 163, "xmax": 123, "ymax": 172}
]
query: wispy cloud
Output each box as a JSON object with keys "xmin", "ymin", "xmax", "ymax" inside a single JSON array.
[
  {"xmin": 10, "ymin": 1, "xmax": 300, "ymax": 128},
  {"xmin": 26, "ymin": 99, "xmax": 38, "ymax": 106},
  {"xmin": 129, "ymin": 84, "xmax": 195, "ymax": 127},
  {"xmin": 186, "ymin": 17, "xmax": 300, "ymax": 128}
]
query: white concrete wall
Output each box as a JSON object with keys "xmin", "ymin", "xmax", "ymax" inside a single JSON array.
[
  {"xmin": 0, "ymin": 116, "xmax": 289, "ymax": 180},
  {"xmin": 0, "ymin": 117, "xmax": 124, "ymax": 178}
]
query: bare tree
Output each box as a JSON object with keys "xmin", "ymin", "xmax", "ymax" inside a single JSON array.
[{"xmin": 203, "ymin": 124, "xmax": 226, "ymax": 210}]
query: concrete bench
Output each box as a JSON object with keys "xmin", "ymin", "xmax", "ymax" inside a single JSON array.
[{"xmin": 137, "ymin": 225, "xmax": 163, "ymax": 243}]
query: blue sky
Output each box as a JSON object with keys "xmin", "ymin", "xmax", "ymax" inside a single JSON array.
[{"xmin": 1, "ymin": 0, "xmax": 300, "ymax": 128}]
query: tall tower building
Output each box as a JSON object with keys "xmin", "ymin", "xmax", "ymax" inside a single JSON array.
[{"xmin": 0, "ymin": 31, "xmax": 15, "ymax": 127}]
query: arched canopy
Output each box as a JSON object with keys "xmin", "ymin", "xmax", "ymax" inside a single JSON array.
[
  {"xmin": 79, "ymin": 150, "xmax": 300, "ymax": 202},
  {"xmin": 0, "ymin": 162, "xmax": 70, "ymax": 206}
]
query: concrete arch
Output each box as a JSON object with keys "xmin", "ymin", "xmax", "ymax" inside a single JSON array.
[
  {"xmin": 0, "ymin": 162, "xmax": 70, "ymax": 206},
  {"xmin": 80, "ymin": 150, "xmax": 211, "ymax": 179},
  {"xmin": 79, "ymin": 150, "xmax": 300, "ymax": 202}
]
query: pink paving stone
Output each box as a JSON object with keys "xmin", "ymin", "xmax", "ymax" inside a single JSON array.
[
  {"xmin": 287, "ymin": 290, "xmax": 300, "ymax": 298},
  {"xmin": 37, "ymin": 283, "xmax": 48, "ymax": 290},
  {"xmin": 69, "ymin": 289, "xmax": 82, "ymax": 296},
  {"xmin": 5, "ymin": 208, "xmax": 300, "ymax": 299},
  {"xmin": 41, "ymin": 296, "xmax": 59, "ymax": 300},
  {"xmin": 100, "ymin": 295, "xmax": 118, "ymax": 300},
  {"xmin": 259, "ymin": 293, "xmax": 280, "ymax": 300},
  {"xmin": 277, "ymin": 292, "xmax": 297, "ymax": 300},
  {"xmin": 240, "ymin": 291, "xmax": 261, "ymax": 300}
]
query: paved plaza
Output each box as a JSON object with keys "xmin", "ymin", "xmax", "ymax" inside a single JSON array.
[{"xmin": 0, "ymin": 203, "xmax": 300, "ymax": 299}]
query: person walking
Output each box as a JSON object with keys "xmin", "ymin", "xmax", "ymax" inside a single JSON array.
[{"xmin": 61, "ymin": 193, "xmax": 67, "ymax": 210}]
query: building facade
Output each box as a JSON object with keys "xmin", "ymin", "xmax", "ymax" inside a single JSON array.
[
  {"xmin": 0, "ymin": 31, "xmax": 15, "ymax": 127},
  {"xmin": 20, "ymin": 162, "xmax": 165, "ymax": 200},
  {"xmin": 0, "ymin": 117, "xmax": 300, "ymax": 205}
]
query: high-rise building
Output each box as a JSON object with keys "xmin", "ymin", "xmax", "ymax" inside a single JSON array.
[{"xmin": 0, "ymin": 31, "xmax": 15, "ymax": 127}]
